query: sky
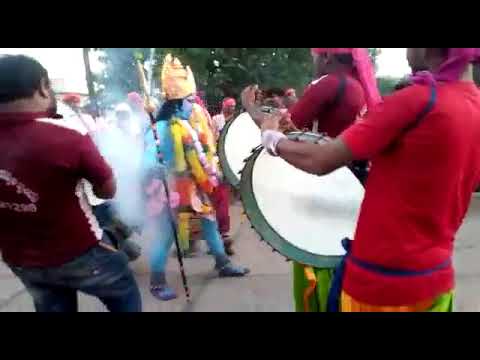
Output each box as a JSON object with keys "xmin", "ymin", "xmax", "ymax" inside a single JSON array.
[
  {"xmin": 0, "ymin": 48, "xmax": 411, "ymax": 93},
  {"xmin": 376, "ymin": 48, "xmax": 410, "ymax": 78}
]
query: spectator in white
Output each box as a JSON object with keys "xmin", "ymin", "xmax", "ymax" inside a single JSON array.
[{"xmin": 212, "ymin": 97, "xmax": 236, "ymax": 139}]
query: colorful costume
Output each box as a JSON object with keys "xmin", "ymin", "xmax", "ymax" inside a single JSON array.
[{"xmin": 143, "ymin": 55, "xmax": 249, "ymax": 301}]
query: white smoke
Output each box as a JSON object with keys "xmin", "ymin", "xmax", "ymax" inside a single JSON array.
[{"xmin": 95, "ymin": 111, "xmax": 145, "ymax": 228}]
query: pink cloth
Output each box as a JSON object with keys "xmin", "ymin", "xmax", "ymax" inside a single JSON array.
[
  {"xmin": 62, "ymin": 93, "xmax": 81, "ymax": 105},
  {"xmin": 311, "ymin": 48, "xmax": 382, "ymax": 109},
  {"xmin": 194, "ymin": 95, "xmax": 207, "ymax": 109},
  {"xmin": 127, "ymin": 92, "xmax": 144, "ymax": 109},
  {"xmin": 410, "ymin": 48, "xmax": 480, "ymax": 85},
  {"xmin": 222, "ymin": 98, "xmax": 236, "ymax": 109}
]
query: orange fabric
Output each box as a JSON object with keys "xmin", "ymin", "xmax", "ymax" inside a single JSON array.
[
  {"xmin": 340, "ymin": 291, "xmax": 434, "ymax": 312},
  {"xmin": 175, "ymin": 178, "xmax": 194, "ymax": 207},
  {"xmin": 303, "ymin": 267, "xmax": 318, "ymax": 312}
]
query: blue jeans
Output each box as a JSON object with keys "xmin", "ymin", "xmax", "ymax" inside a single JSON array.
[
  {"xmin": 150, "ymin": 211, "xmax": 227, "ymax": 275},
  {"xmin": 10, "ymin": 244, "xmax": 142, "ymax": 312}
]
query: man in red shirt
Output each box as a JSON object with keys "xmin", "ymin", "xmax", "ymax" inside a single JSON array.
[
  {"xmin": 0, "ymin": 55, "xmax": 141, "ymax": 312},
  {"xmin": 242, "ymin": 49, "xmax": 380, "ymax": 312},
  {"xmin": 247, "ymin": 48, "xmax": 480, "ymax": 312}
]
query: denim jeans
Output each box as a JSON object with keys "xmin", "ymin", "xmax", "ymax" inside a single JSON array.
[
  {"xmin": 150, "ymin": 210, "xmax": 227, "ymax": 275},
  {"xmin": 9, "ymin": 244, "xmax": 142, "ymax": 312}
]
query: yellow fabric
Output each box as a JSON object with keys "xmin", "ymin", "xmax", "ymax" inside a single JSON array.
[
  {"xmin": 191, "ymin": 104, "xmax": 217, "ymax": 155},
  {"xmin": 177, "ymin": 212, "xmax": 191, "ymax": 251},
  {"xmin": 171, "ymin": 120, "xmax": 187, "ymax": 173},
  {"xmin": 161, "ymin": 54, "xmax": 196, "ymax": 100},
  {"xmin": 293, "ymin": 262, "xmax": 333, "ymax": 313},
  {"xmin": 186, "ymin": 149, "xmax": 209, "ymax": 186},
  {"xmin": 340, "ymin": 291, "xmax": 454, "ymax": 312},
  {"xmin": 303, "ymin": 266, "xmax": 318, "ymax": 312}
]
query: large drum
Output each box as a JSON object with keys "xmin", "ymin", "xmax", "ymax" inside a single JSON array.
[
  {"xmin": 240, "ymin": 132, "xmax": 365, "ymax": 268},
  {"xmin": 218, "ymin": 112, "xmax": 262, "ymax": 188}
]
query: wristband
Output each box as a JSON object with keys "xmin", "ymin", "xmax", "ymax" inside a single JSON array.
[{"xmin": 262, "ymin": 130, "xmax": 287, "ymax": 156}]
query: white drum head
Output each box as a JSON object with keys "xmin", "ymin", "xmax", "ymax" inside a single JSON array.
[
  {"xmin": 251, "ymin": 151, "xmax": 364, "ymax": 257},
  {"xmin": 223, "ymin": 112, "xmax": 261, "ymax": 185}
]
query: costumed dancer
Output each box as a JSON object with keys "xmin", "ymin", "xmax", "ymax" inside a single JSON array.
[
  {"xmin": 144, "ymin": 54, "xmax": 250, "ymax": 301},
  {"xmin": 245, "ymin": 48, "xmax": 480, "ymax": 312},
  {"xmin": 242, "ymin": 48, "xmax": 381, "ymax": 312}
]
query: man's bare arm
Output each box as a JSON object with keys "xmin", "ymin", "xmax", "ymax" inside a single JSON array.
[
  {"xmin": 241, "ymin": 85, "xmax": 268, "ymax": 128},
  {"xmin": 276, "ymin": 138, "xmax": 353, "ymax": 176}
]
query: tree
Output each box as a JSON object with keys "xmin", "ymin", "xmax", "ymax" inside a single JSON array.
[
  {"xmin": 94, "ymin": 48, "xmax": 148, "ymax": 108},
  {"xmin": 94, "ymin": 48, "xmax": 380, "ymax": 112},
  {"xmin": 377, "ymin": 76, "xmax": 400, "ymax": 96},
  {"xmin": 83, "ymin": 48, "xmax": 99, "ymax": 116},
  {"xmin": 151, "ymin": 48, "xmax": 312, "ymax": 113}
]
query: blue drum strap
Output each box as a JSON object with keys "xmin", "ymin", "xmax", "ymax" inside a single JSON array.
[
  {"xmin": 349, "ymin": 256, "xmax": 451, "ymax": 277},
  {"xmin": 327, "ymin": 238, "xmax": 352, "ymax": 312},
  {"xmin": 326, "ymin": 238, "xmax": 451, "ymax": 312}
]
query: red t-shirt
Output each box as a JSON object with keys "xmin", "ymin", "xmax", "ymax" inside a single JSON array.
[
  {"xmin": 0, "ymin": 112, "xmax": 113, "ymax": 267},
  {"xmin": 290, "ymin": 72, "xmax": 366, "ymax": 137},
  {"xmin": 340, "ymin": 82, "xmax": 480, "ymax": 306}
]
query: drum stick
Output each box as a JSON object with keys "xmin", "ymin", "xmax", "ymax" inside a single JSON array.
[{"xmin": 136, "ymin": 61, "xmax": 192, "ymax": 303}]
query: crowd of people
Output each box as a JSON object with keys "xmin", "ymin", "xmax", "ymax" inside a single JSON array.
[{"xmin": 0, "ymin": 48, "xmax": 479, "ymax": 312}]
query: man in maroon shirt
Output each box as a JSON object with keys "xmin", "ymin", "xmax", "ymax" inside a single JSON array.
[
  {"xmin": 246, "ymin": 48, "xmax": 480, "ymax": 311},
  {"xmin": 288, "ymin": 48, "xmax": 381, "ymax": 136},
  {"xmin": 0, "ymin": 55, "xmax": 141, "ymax": 312}
]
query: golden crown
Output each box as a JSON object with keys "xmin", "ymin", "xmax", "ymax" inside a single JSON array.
[{"xmin": 160, "ymin": 54, "xmax": 197, "ymax": 100}]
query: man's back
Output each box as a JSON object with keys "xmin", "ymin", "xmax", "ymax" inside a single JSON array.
[
  {"xmin": 342, "ymin": 81, "xmax": 480, "ymax": 305},
  {"xmin": 0, "ymin": 112, "xmax": 112, "ymax": 267}
]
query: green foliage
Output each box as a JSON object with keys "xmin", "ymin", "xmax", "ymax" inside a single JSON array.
[
  {"xmin": 94, "ymin": 48, "xmax": 380, "ymax": 111},
  {"xmin": 94, "ymin": 48, "xmax": 149, "ymax": 107},
  {"xmin": 153, "ymin": 48, "xmax": 312, "ymax": 112},
  {"xmin": 377, "ymin": 76, "xmax": 400, "ymax": 96}
]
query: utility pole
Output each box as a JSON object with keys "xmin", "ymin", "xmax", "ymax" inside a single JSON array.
[{"xmin": 83, "ymin": 48, "xmax": 100, "ymax": 118}]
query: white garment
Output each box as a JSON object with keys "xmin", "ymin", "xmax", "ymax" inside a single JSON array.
[
  {"xmin": 212, "ymin": 113, "xmax": 226, "ymax": 139},
  {"xmin": 56, "ymin": 102, "xmax": 106, "ymax": 206}
]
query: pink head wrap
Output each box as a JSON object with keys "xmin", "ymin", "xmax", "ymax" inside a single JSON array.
[
  {"xmin": 222, "ymin": 97, "xmax": 236, "ymax": 109},
  {"xmin": 127, "ymin": 92, "xmax": 144, "ymax": 108},
  {"xmin": 194, "ymin": 95, "xmax": 207, "ymax": 109},
  {"xmin": 63, "ymin": 93, "xmax": 81, "ymax": 106},
  {"xmin": 311, "ymin": 48, "xmax": 382, "ymax": 108},
  {"xmin": 410, "ymin": 48, "xmax": 480, "ymax": 85}
]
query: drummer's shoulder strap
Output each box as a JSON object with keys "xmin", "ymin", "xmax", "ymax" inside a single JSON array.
[
  {"xmin": 331, "ymin": 75, "xmax": 348, "ymax": 109},
  {"xmin": 403, "ymin": 84, "xmax": 437, "ymax": 134},
  {"xmin": 312, "ymin": 75, "xmax": 347, "ymax": 133}
]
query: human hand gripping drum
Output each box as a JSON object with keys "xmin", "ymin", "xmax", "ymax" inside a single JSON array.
[{"xmin": 261, "ymin": 111, "xmax": 288, "ymax": 156}]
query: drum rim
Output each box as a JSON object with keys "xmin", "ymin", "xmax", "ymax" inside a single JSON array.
[
  {"xmin": 240, "ymin": 137, "xmax": 345, "ymax": 269},
  {"xmin": 217, "ymin": 114, "xmax": 241, "ymax": 189}
]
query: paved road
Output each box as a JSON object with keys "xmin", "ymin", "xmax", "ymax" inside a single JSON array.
[{"xmin": 1, "ymin": 196, "xmax": 480, "ymax": 312}]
